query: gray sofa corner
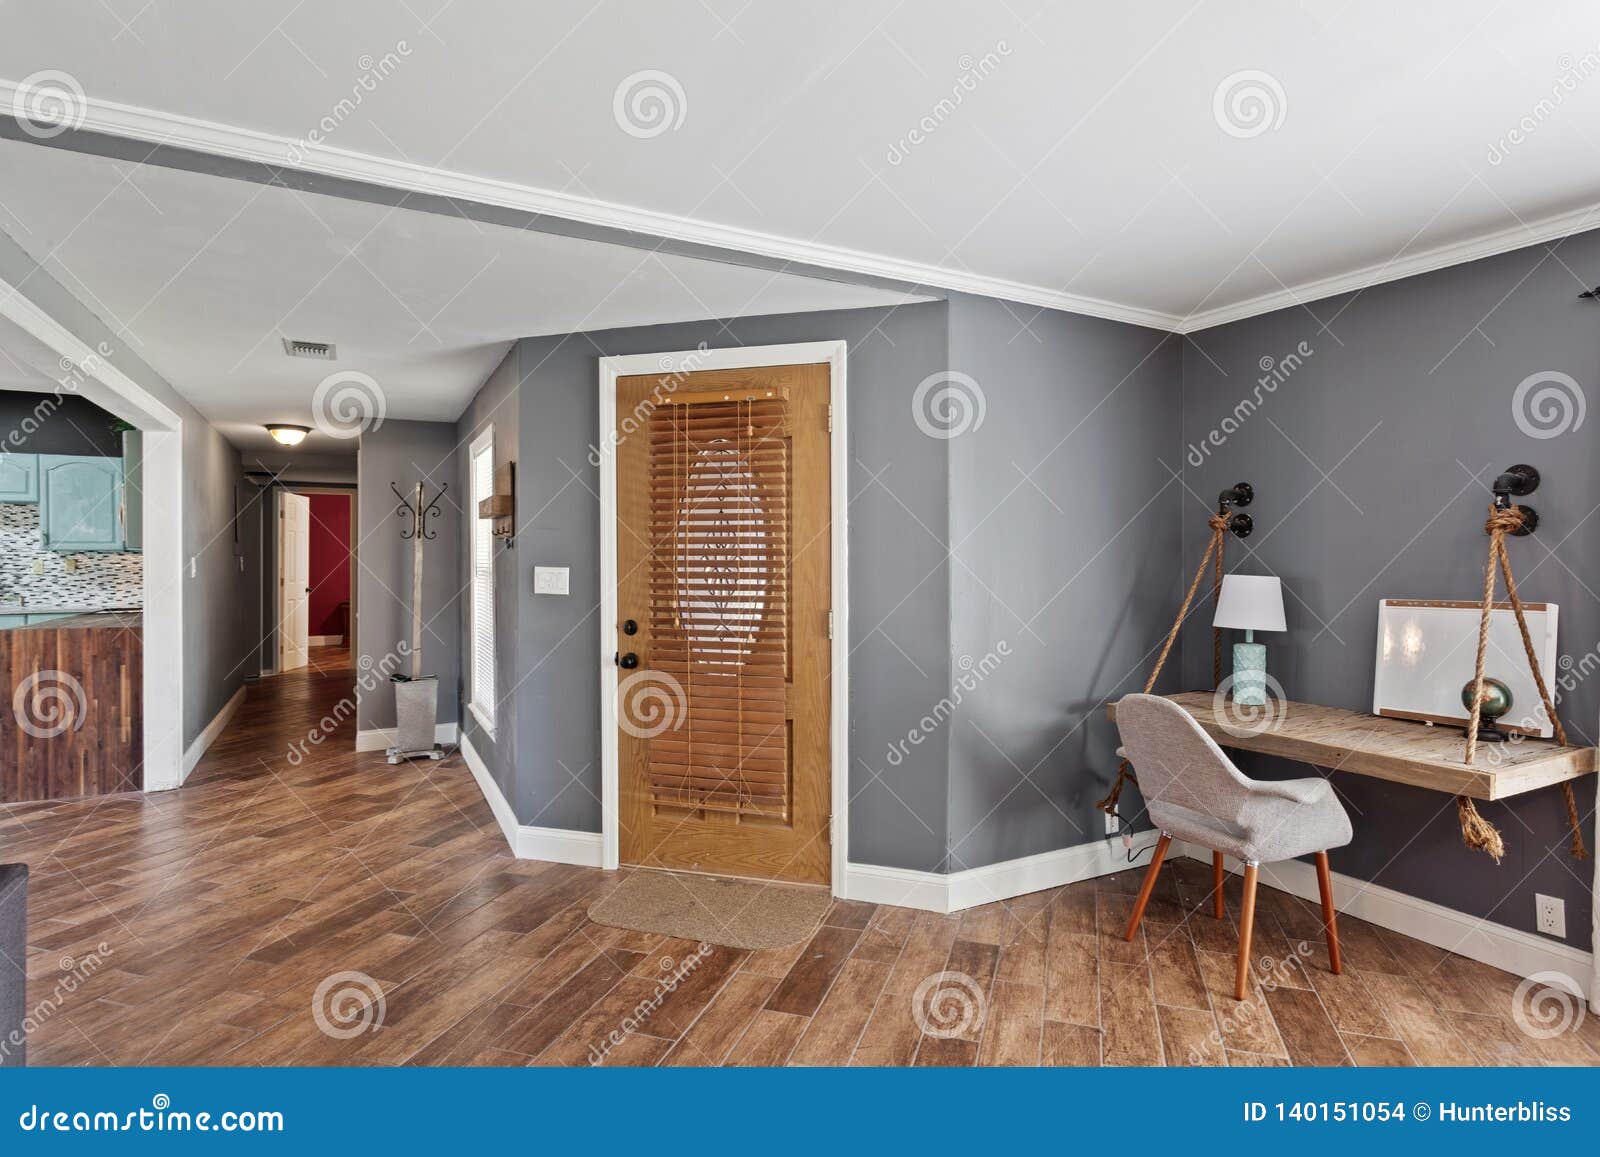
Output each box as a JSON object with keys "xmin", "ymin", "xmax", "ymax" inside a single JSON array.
[{"xmin": 0, "ymin": 863, "xmax": 26, "ymax": 1067}]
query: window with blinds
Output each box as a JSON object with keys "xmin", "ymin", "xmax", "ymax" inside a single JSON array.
[
  {"xmin": 646, "ymin": 389, "xmax": 791, "ymax": 821},
  {"xmin": 468, "ymin": 430, "xmax": 496, "ymax": 731}
]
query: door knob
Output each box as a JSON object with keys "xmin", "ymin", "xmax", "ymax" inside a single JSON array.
[
  {"xmin": 621, "ymin": 618, "xmax": 638, "ymax": 635},
  {"xmin": 616, "ymin": 652, "xmax": 639, "ymax": 669}
]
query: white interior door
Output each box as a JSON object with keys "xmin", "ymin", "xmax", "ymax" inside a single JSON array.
[{"xmin": 280, "ymin": 491, "xmax": 311, "ymax": 672}]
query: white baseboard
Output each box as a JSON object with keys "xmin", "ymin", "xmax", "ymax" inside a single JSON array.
[
  {"xmin": 1190, "ymin": 850, "xmax": 1593, "ymax": 999},
  {"xmin": 354, "ymin": 722, "xmax": 459, "ymax": 752},
  {"xmin": 459, "ymin": 733, "xmax": 519, "ymax": 851},
  {"xmin": 839, "ymin": 863, "xmax": 952, "ymax": 912},
  {"xmin": 309, "ymin": 635, "xmax": 340, "ymax": 646},
  {"xmin": 518, "ymin": 825, "xmax": 605, "ymax": 868},
  {"xmin": 180, "ymin": 685, "xmax": 246, "ymax": 781},
  {"xmin": 843, "ymin": 831, "xmax": 1165, "ymax": 914},
  {"xmin": 459, "ymin": 733, "xmax": 605, "ymax": 868}
]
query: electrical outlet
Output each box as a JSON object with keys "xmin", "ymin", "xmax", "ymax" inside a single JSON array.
[
  {"xmin": 1104, "ymin": 811, "xmax": 1121, "ymax": 837},
  {"xmin": 1536, "ymin": 893, "xmax": 1566, "ymax": 938}
]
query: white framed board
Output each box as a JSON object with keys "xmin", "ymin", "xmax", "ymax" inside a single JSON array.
[{"xmin": 1373, "ymin": 599, "xmax": 1559, "ymax": 738}]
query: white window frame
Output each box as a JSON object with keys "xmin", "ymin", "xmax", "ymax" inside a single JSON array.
[{"xmin": 467, "ymin": 427, "xmax": 497, "ymax": 735}]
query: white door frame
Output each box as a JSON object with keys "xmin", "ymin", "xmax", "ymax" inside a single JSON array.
[
  {"xmin": 597, "ymin": 340, "xmax": 850, "ymax": 893},
  {"xmin": 0, "ymin": 276, "xmax": 186, "ymax": 792}
]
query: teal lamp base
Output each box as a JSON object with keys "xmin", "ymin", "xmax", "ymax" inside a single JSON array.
[{"xmin": 1232, "ymin": 641, "xmax": 1269, "ymax": 705}]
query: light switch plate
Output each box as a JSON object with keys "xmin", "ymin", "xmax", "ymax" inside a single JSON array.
[{"xmin": 533, "ymin": 566, "xmax": 569, "ymax": 595}]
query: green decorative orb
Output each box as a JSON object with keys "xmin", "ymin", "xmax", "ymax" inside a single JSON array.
[{"xmin": 1461, "ymin": 677, "xmax": 1514, "ymax": 720}]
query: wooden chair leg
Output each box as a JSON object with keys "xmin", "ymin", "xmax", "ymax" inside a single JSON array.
[
  {"xmin": 1212, "ymin": 851, "xmax": 1225, "ymax": 919},
  {"xmin": 1123, "ymin": 833, "xmax": 1171, "ymax": 940},
  {"xmin": 1234, "ymin": 862, "xmax": 1259, "ymax": 1000},
  {"xmin": 1315, "ymin": 850, "xmax": 1342, "ymax": 974}
]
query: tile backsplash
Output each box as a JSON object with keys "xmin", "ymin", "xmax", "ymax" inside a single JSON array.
[{"xmin": 0, "ymin": 503, "xmax": 142, "ymax": 608}]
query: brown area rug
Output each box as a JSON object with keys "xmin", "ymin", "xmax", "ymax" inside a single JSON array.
[{"xmin": 588, "ymin": 870, "xmax": 831, "ymax": 950}]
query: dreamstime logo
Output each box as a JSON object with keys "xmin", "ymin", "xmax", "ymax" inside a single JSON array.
[
  {"xmin": 1212, "ymin": 70, "xmax": 1287, "ymax": 138},
  {"xmin": 311, "ymin": 370, "xmax": 386, "ymax": 439},
  {"xmin": 613, "ymin": 70, "xmax": 687, "ymax": 138},
  {"xmin": 1190, "ymin": 940, "xmax": 1312, "ymax": 1061},
  {"xmin": 286, "ymin": 643, "xmax": 410, "ymax": 765},
  {"xmin": 1212, "ymin": 671, "xmax": 1286, "ymax": 738},
  {"xmin": 0, "ymin": 941, "xmax": 112, "ymax": 1061},
  {"xmin": 911, "ymin": 971, "xmax": 987, "ymax": 1039},
  {"xmin": 13, "ymin": 670, "xmax": 87, "ymax": 739},
  {"xmin": 1511, "ymin": 370, "xmax": 1586, "ymax": 439},
  {"xmin": 912, "ymin": 371, "xmax": 986, "ymax": 439},
  {"xmin": 616, "ymin": 669, "xmax": 687, "ymax": 738},
  {"xmin": 1487, "ymin": 45, "xmax": 1600, "ymax": 165},
  {"xmin": 12, "ymin": 70, "xmax": 88, "ymax": 139},
  {"xmin": 1187, "ymin": 340, "xmax": 1313, "ymax": 466},
  {"xmin": 885, "ymin": 41, "xmax": 1013, "ymax": 165},
  {"xmin": 587, "ymin": 943, "xmax": 714, "ymax": 1065},
  {"xmin": 886, "ymin": 640, "xmax": 1011, "ymax": 766},
  {"xmin": 1510, "ymin": 971, "xmax": 1585, "ymax": 1040},
  {"xmin": 311, "ymin": 970, "xmax": 385, "ymax": 1039},
  {"xmin": 286, "ymin": 42, "xmax": 413, "ymax": 163},
  {"xmin": 588, "ymin": 341, "xmax": 712, "ymax": 467}
]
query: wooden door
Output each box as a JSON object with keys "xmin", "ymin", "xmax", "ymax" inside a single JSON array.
[
  {"xmin": 615, "ymin": 363, "xmax": 831, "ymax": 885},
  {"xmin": 279, "ymin": 491, "xmax": 311, "ymax": 672}
]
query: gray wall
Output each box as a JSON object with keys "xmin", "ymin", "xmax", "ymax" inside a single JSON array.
[
  {"xmin": 355, "ymin": 419, "xmax": 461, "ymax": 732},
  {"xmin": 0, "ymin": 390, "xmax": 124, "ymax": 455},
  {"xmin": 1179, "ymin": 229, "xmax": 1600, "ymax": 950},
  {"xmin": 945, "ymin": 293, "xmax": 1182, "ymax": 871},
  {"xmin": 0, "ymin": 226, "xmax": 255, "ymax": 748},
  {"xmin": 473, "ymin": 302, "xmax": 953, "ymax": 869},
  {"xmin": 456, "ymin": 348, "xmax": 521, "ymax": 807}
]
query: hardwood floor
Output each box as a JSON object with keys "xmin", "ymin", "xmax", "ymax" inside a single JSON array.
[{"xmin": 2, "ymin": 646, "xmax": 1595, "ymax": 1067}]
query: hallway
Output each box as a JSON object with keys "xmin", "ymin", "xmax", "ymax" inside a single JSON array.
[{"xmin": 2, "ymin": 651, "xmax": 1596, "ymax": 1066}]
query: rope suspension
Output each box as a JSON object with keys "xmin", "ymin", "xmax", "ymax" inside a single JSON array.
[
  {"xmin": 1460, "ymin": 503, "xmax": 1587, "ymax": 862},
  {"xmin": 1097, "ymin": 511, "xmax": 1231, "ymax": 818}
]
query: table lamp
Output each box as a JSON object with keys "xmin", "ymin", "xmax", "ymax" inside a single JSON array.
[{"xmin": 1214, "ymin": 574, "xmax": 1286, "ymax": 706}]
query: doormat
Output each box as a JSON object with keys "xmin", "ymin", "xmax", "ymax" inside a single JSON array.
[{"xmin": 588, "ymin": 870, "xmax": 831, "ymax": 950}]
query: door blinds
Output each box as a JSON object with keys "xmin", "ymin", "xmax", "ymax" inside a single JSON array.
[{"xmin": 645, "ymin": 388, "xmax": 791, "ymax": 821}]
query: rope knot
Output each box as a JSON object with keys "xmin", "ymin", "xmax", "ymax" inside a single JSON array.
[
  {"xmin": 1484, "ymin": 504, "xmax": 1524, "ymax": 536},
  {"xmin": 1207, "ymin": 512, "xmax": 1230, "ymax": 533}
]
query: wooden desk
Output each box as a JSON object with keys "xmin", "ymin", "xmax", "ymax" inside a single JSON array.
[{"xmin": 1106, "ymin": 691, "xmax": 1597, "ymax": 801}]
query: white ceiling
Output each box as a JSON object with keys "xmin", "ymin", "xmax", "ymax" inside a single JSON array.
[
  {"xmin": 0, "ymin": 314, "xmax": 60, "ymax": 392},
  {"xmin": 5, "ymin": 1, "xmax": 1600, "ymax": 329},
  {"xmin": 0, "ymin": 142, "xmax": 925, "ymax": 452}
]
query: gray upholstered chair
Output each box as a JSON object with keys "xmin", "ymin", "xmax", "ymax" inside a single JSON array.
[{"xmin": 1114, "ymin": 694, "xmax": 1352, "ymax": 1000}]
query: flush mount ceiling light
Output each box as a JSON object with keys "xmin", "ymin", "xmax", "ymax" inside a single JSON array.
[{"xmin": 266, "ymin": 424, "xmax": 310, "ymax": 446}]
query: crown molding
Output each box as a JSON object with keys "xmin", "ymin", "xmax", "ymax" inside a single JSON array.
[
  {"xmin": 1175, "ymin": 201, "xmax": 1600, "ymax": 333},
  {"xmin": 0, "ymin": 81, "xmax": 1182, "ymax": 332},
  {"xmin": 7, "ymin": 81, "xmax": 1600, "ymax": 338}
]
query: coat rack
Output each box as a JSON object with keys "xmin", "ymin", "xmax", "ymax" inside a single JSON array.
[{"xmin": 390, "ymin": 480, "xmax": 446, "ymax": 680}]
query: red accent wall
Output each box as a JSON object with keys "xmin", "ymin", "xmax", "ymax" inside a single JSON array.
[{"xmin": 306, "ymin": 493, "xmax": 351, "ymax": 638}]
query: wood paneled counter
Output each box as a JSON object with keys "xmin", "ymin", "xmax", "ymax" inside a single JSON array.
[{"xmin": 0, "ymin": 612, "xmax": 142, "ymax": 803}]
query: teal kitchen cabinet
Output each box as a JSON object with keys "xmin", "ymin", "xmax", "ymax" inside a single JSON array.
[
  {"xmin": 0, "ymin": 452, "xmax": 39, "ymax": 502},
  {"xmin": 38, "ymin": 455, "xmax": 125, "ymax": 552},
  {"xmin": 121, "ymin": 431, "xmax": 142, "ymax": 551}
]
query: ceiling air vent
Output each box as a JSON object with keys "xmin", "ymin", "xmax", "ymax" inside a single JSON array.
[{"xmin": 281, "ymin": 338, "xmax": 337, "ymax": 360}]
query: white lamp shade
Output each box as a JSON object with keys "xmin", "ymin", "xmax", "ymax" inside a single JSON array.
[{"xmin": 1213, "ymin": 574, "xmax": 1286, "ymax": 632}]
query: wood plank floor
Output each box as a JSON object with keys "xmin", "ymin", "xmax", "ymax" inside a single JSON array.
[{"xmin": 3, "ymin": 647, "xmax": 1595, "ymax": 1067}]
